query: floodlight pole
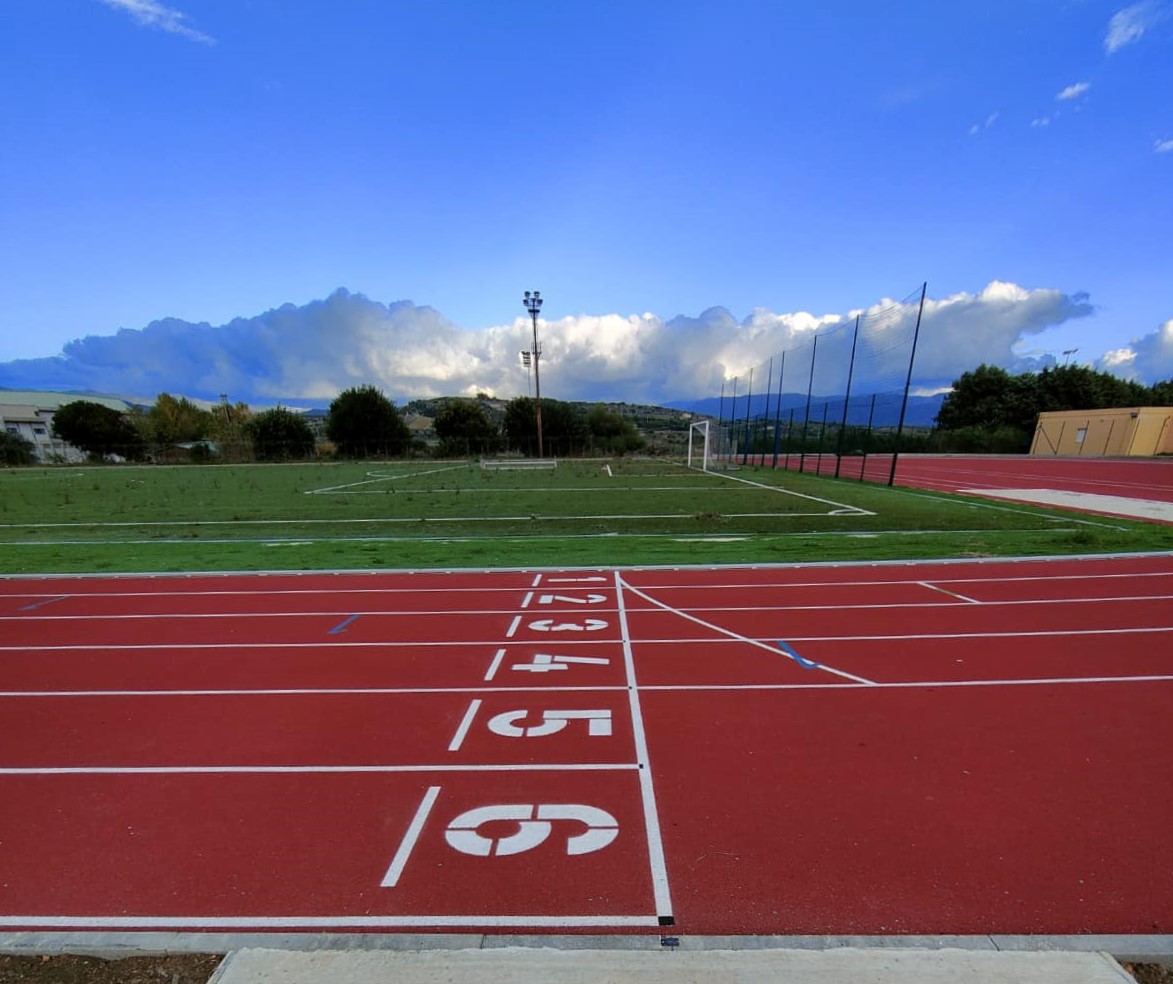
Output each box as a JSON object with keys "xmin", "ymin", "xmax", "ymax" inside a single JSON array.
[{"xmin": 523, "ymin": 290, "xmax": 544, "ymax": 457}]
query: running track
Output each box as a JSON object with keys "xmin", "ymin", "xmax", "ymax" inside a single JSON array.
[{"xmin": 1, "ymin": 554, "xmax": 1171, "ymax": 937}]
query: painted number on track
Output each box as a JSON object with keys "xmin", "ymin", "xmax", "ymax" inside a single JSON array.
[
  {"xmin": 444, "ymin": 804, "xmax": 620, "ymax": 857},
  {"xmin": 528, "ymin": 618, "xmax": 609, "ymax": 632},
  {"xmin": 487, "ymin": 708, "xmax": 613, "ymax": 738}
]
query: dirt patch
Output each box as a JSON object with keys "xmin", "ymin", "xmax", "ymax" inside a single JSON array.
[
  {"xmin": 0, "ymin": 953, "xmax": 222, "ymax": 984},
  {"xmin": 1123, "ymin": 963, "xmax": 1173, "ymax": 984}
]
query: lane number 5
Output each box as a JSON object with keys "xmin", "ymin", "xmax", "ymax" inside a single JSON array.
[{"xmin": 444, "ymin": 804, "xmax": 619, "ymax": 857}]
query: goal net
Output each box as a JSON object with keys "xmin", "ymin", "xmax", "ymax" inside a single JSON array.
[{"xmin": 686, "ymin": 420, "xmax": 731, "ymax": 471}]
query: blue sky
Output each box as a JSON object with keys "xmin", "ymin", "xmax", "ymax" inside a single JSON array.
[{"xmin": 1, "ymin": 0, "xmax": 1170, "ymax": 404}]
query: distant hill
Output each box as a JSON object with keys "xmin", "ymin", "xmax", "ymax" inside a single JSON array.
[{"xmin": 665, "ymin": 391, "xmax": 947, "ymax": 429}]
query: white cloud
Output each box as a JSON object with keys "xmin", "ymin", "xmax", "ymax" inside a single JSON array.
[
  {"xmin": 1031, "ymin": 117, "xmax": 1052, "ymax": 128},
  {"xmin": 0, "ymin": 283, "xmax": 1118, "ymax": 405},
  {"xmin": 1105, "ymin": 1, "xmax": 1161, "ymax": 52},
  {"xmin": 94, "ymin": 0, "xmax": 215, "ymax": 44},
  {"xmin": 968, "ymin": 112, "xmax": 999, "ymax": 136},
  {"xmin": 1155, "ymin": 138, "xmax": 1173, "ymax": 153},
  {"xmin": 1056, "ymin": 82, "xmax": 1091, "ymax": 101},
  {"xmin": 1105, "ymin": 319, "xmax": 1173, "ymax": 379}
]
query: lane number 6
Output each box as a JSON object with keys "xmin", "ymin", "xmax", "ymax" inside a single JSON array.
[{"xmin": 444, "ymin": 804, "xmax": 619, "ymax": 857}]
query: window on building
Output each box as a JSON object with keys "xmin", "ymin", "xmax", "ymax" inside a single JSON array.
[
  {"xmin": 1075, "ymin": 427, "xmax": 1087, "ymax": 444},
  {"xmin": 33, "ymin": 426, "xmax": 46, "ymax": 435}
]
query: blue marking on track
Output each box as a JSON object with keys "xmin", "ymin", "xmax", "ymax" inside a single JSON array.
[
  {"xmin": 18, "ymin": 595, "xmax": 68, "ymax": 612},
  {"xmin": 329, "ymin": 614, "xmax": 361, "ymax": 635},
  {"xmin": 777, "ymin": 639, "xmax": 819, "ymax": 670}
]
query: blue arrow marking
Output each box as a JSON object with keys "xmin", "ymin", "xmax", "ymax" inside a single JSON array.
[
  {"xmin": 777, "ymin": 639, "xmax": 819, "ymax": 670},
  {"xmin": 329, "ymin": 614, "xmax": 361, "ymax": 635}
]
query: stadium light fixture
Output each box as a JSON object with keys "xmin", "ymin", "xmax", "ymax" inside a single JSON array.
[{"xmin": 523, "ymin": 290, "xmax": 544, "ymax": 457}]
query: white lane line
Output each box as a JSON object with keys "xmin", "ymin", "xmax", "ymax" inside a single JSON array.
[
  {"xmin": 613, "ymin": 570, "xmax": 674, "ymax": 923},
  {"xmin": 447, "ymin": 700, "xmax": 482, "ymax": 752},
  {"xmin": 531, "ymin": 573, "xmax": 543, "ymax": 588},
  {"xmin": 0, "ymin": 914, "xmax": 662, "ymax": 928},
  {"xmin": 520, "ymin": 592, "xmax": 534, "ymax": 609},
  {"xmin": 5, "ymin": 625, "xmax": 1170, "ymax": 654},
  {"xmin": 0, "ymin": 685, "xmax": 625, "ymax": 698},
  {"xmin": 0, "ymin": 763, "xmax": 640, "ymax": 776},
  {"xmin": 918, "ymin": 581, "xmax": 981, "ymax": 604},
  {"xmin": 5, "ymin": 676, "xmax": 1169, "ymax": 700},
  {"xmin": 483, "ymin": 648, "xmax": 507, "ymax": 682},
  {"xmin": 618, "ymin": 579, "xmax": 876, "ymax": 686},
  {"xmin": 381, "ymin": 785, "xmax": 441, "ymax": 887},
  {"xmin": 505, "ymin": 615, "xmax": 522, "ymax": 638}
]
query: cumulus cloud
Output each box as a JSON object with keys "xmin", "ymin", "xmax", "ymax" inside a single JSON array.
[
  {"xmin": 1056, "ymin": 82, "xmax": 1091, "ymax": 101},
  {"xmin": 94, "ymin": 0, "xmax": 215, "ymax": 44},
  {"xmin": 1105, "ymin": 1, "xmax": 1164, "ymax": 52},
  {"xmin": 0, "ymin": 283, "xmax": 1135, "ymax": 407},
  {"xmin": 1099, "ymin": 319, "xmax": 1173, "ymax": 380},
  {"xmin": 1156, "ymin": 138, "xmax": 1173, "ymax": 153}
]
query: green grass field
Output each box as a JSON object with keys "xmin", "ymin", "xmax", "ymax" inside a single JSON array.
[{"xmin": 2, "ymin": 457, "xmax": 1171, "ymax": 574}]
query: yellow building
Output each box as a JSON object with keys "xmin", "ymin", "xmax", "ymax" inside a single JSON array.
[{"xmin": 1030, "ymin": 406, "xmax": 1173, "ymax": 457}]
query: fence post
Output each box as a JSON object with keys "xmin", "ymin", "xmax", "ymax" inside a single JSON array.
[
  {"xmin": 835, "ymin": 314, "xmax": 861, "ymax": 478},
  {"xmin": 888, "ymin": 282, "xmax": 927, "ymax": 487}
]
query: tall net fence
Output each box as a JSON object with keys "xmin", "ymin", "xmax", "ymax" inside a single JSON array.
[{"xmin": 703, "ymin": 284, "xmax": 927, "ymax": 484}]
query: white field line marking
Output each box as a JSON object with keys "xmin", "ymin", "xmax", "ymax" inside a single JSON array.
[
  {"xmin": 0, "ymin": 509, "xmax": 866, "ymax": 532},
  {"xmin": 505, "ymin": 615, "xmax": 522, "ymax": 638},
  {"xmin": 874, "ymin": 483, "xmax": 1128, "ymax": 529},
  {"xmin": 0, "ymin": 915, "xmax": 662, "ymax": 929},
  {"xmin": 1, "ymin": 527, "xmax": 1087, "ymax": 548},
  {"xmin": 618, "ymin": 578, "xmax": 876, "ymax": 686},
  {"xmin": 305, "ymin": 464, "xmax": 470, "ymax": 495},
  {"xmin": 918, "ymin": 582, "xmax": 981, "ymax": 603},
  {"xmin": 613, "ymin": 570, "xmax": 674, "ymax": 921},
  {"xmin": 520, "ymin": 591, "xmax": 534, "ymax": 609},
  {"xmin": 483, "ymin": 648, "xmax": 507, "ymax": 682},
  {"xmin": 447, "ymin": 700, "xmax": 482, "ymax": 752},
  {"xmin": 0, "ymin": 763, "xmax": 641, "ymax": 776},
  {"xmin": 679, "ymin": 461, "xmax": 875, "ymax": 516},
  {"xmin": 0, "ymin": 686, "xmax": 626, "ymax": 698},
  {"xmin": 381, "ymin": 785, "xmax": 441, "ymax": 887},
  {"xmin": 7, "ymin": 624, "xmax": 1173, "ymax": 654}
]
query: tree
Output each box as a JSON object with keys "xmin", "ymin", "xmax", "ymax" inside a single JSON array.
[
  {"xmin": 433, "ymin": 399, "xmax": 501, "ymax": 456},
  {"xmin": 51, "ymin": 400, "xmax": 146, "ymax": 460},
  {"xmin": 326, "ymin": 385, "xmax": 411, "ymax": 457},
  {"xmin": 1, "ymin": 431, "xmax": 35, "ymax": 465},
  {"xmin": 246, "ymin": 408, "xmax": 315, "ymax": 461},
  {"xmin": 587, "ymin": 404, "xmax": 645, "ymax": 454},
  {"xmin": 144, "ymin": 393, "xmax": 213, "ymax": 445},
  {"xmin": 503, "ymin": 397, "xmax": 588, "ymax": 456}
]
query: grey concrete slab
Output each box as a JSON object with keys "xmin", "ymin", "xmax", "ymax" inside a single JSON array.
[{"xmin": 209, "ymin": 947, "xmax": 1138, "ymax": 984}]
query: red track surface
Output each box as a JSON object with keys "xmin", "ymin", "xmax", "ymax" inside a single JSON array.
[{"xmin": 1, "ymin": 556, "xmax": 1171, "ymax": 937}]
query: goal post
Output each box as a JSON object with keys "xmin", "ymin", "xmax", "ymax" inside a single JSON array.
[{"xmin": 687, "ymin": 419, "xmax": 729, "ymax": 471}]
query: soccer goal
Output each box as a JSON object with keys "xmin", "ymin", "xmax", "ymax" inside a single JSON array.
[{"xmin": 686, "ymin": 420, "xmax": 731, "ymax": 471}]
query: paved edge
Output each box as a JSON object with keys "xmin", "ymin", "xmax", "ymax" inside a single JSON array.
[
  {"xmin": 2, "ymin": 932, "xmax": 1171, "ymax": 964},
  {"xmin": 205, "ymin": 947, "xmax": 1140, "ymax": 984}
]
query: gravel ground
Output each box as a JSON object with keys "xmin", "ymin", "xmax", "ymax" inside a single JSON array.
[{"xmin": 0, "ymin": 954, "xmax": 222, "ymax": 984}]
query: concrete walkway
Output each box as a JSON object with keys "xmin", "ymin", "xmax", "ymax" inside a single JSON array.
[{"xmin": 209, "ymin": 947, "xmax": 1137, "ymax": 984}]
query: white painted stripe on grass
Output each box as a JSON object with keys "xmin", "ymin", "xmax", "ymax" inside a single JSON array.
[
  {"xmin": 618, "ymin": 579, "xmax": 877, "ymax": 686},
  {"xmin": 0, "ymin": 914, "xmax": 662, "ymax": 928},
  {"xmin": 613, "ymin": 571, "xmax": 674, "ymax": 922},
  {"xmin": 447, "ymin": 700, "xmax": 481, "ymax": 752},
  {"xmin": 381, "ymin": 785, "xmax": 441, "ymax": 887},
  {"xmin": 305, "ymin": 464, "xmax": 470, "ymax": 495}
]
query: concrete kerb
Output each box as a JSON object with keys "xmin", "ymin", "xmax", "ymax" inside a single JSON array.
[{"xmin": 206, "ymin": 946, "xmax": 1142, "ymax": 984}]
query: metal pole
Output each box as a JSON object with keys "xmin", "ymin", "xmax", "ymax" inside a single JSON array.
[
  {"xmin": 800, "ymin": 335, "xmax": 818, "ymax": 473},
  {"xmin": 888, "ymin": 282, "xmax": 927, "ymax": 487},
  {"xmin": 835, "ymin": 315, "xmax": 861, "ymax": 478},
  {"xmin": 730, "ymin": 376, "xmax": 738, "ymax": 458},
  {"xmin": 523, "ymin": 291, "xmax": 544, "ymax": 458},
  {"xmin": 772, "ymin": 351, "xmax": 785, "ymax": 469},
  {"xmin": 742, "ymin": 367, "xmax": 753, "ymax": 465}
]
